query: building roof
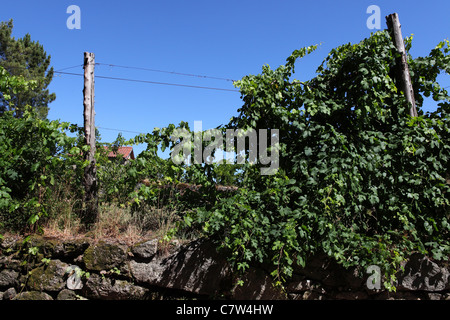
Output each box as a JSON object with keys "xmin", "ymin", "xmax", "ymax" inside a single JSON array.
[{"xmin": 104, "ymin": 146, "xmax": 135, "ymax": 160}]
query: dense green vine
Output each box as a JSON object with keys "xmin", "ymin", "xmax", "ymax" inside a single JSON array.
[{"xmin": 173, "ymin": 31, "xmax": 450, "ymax": 290}]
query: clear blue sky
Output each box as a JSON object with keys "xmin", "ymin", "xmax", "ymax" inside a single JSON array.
[{"xmin": 1, "ymin": 0, "xmax": 449, "ymax": 156}]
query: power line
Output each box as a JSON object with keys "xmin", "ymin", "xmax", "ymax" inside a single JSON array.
[
  {"xmin": 54, "ymin": 71, "xmax": 240, "ymax": 92},
  {"xmin": 97, "ymin": 126, "xmax": 145, "ymax": 134},
  {"xmin": 96, "ymin": 62, "xmax": 236, "ymax": 82},
  {"xmin": 54, "ymin": 64, "xmax": 83, "ymax": 72},
  {"xmin": 54, "ymin": 62, "xmax": 237, "ymax": 82},
  {"xmin": 24, "ymin": 61, "xmax": 450, "ymax": 91},
  {"xmin": 66, "ymin": 124, "xmax": 147, "ymax": 135}
]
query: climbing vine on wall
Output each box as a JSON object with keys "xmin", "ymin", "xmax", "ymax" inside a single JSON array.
[{"xmin": 173, "ymin": 31, "xmax": 450, "ymax": 290}]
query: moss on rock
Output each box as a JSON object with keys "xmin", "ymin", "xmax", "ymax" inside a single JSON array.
[
  {"xmin": 83, "ymin": 241, "xmax": 127, "ymax": 271},
  {"xmin": 27, "ymin": 259, "xmax": 68, "ymax": 292},
  {"xmin": 15, "ymin": 291, "xmax": 53, "ymax": 300},
  {"xmin": 57, "ymin": 289, "xmax": 80, "ymax": 300}
]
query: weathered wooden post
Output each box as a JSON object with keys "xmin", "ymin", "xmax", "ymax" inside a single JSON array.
[
  {"xmin": 386, "ymin": 13, "xmax": 418, "ymax": 118},
  {"xmin": 82, "ymin": 52, "xmax": 98, "ymax": 226}
]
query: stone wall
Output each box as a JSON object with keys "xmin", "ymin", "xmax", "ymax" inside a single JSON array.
[{"xmin": 0, "ymin": 235, "xmax": 449, "ymax": 300}]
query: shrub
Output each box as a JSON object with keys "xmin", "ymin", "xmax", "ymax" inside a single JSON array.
[{"xmin": 0, "ymin": 106, "xmax": 83, "ymax": 231}]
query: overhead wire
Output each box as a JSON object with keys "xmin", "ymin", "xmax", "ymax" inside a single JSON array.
[
  {"xmin": 48, "ymin": 63, "xmax": 450, "ymax": 136},
  {"xmin": 52, "ymin": 62, "xmax": 241, "ymax": 136},
  {"xmin": 53, "ymin": 70, "xmax": 240, "ymax": 92},
  {"xmin": 96, "ymin": 62, "xmax": 237, "ymax": 82},
  {"xmin": 96, "ymin": 126, "xmax": 145, "ymax": 135},
  {"xmin": 54, "ymin": 64, "xmax": 83, "ymax": 72},
  {"xmin": 7, "ymin": 60, "xmax": 239, "ymax": 91}
]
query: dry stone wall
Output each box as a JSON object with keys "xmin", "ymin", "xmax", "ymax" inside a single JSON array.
[{"xmin": 0, "ymin": 235, "xmax": 449, "ymax": 300}]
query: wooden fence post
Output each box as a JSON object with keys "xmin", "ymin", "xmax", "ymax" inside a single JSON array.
[
  {"xmin": 386, "ymin": 13, "xmax": 418, "ymax": 118},
  {"xmin": 83, "ymin": 52, "xmax": 98, "ymax": 226}
]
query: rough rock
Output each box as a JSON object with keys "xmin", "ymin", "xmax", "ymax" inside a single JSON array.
[
  {"xmin": 293, "ymin": 253, "xmax": 363, "ymax": 288},
  {"xmin": 129, "ymin": 260, "xmax": 165, "ymax": 284},
  {"xmin": 83, "ymin": 273, "xmax": 148, "ymax": 300},
  {"xmin": 131, "ymin": 239, "xmax": 158, "ymax": 259},
  {"xmin": 426, "ymin": 293, "xmax": 443, "ymax": 300},
  {"xmin": 397, "ymin": 253, "xmax": 449, "ymax": 291},
  {"xmin": 1, "ymin": 235, "xmax": 449, "ymax": 300},
  {"xmin": 334, "ymin": 291, "xmax": 369, "ymax": 300},
  {"xmin": 300, "ymin": 290, "xmax": 326, "ymax": 300},
  {"xmin": 131, "ymin": 239, "xmax": 232, "ymax": 297},
  {"xmin": 27, "ymin": 259, "xmax": 68, "ymax": 292},
  {"xmin": 2, "ymin": 287, "xmax": 17, "ymax": 300},
  {"xmin": 15, "ymin": 291, "xmax": 53, "ymax": 300},
  {"xmin": 231, "ymin": 268, "xmax": 286, "ymax": 299},
  {"xmin": 52, "ymin": 240, "xmax": 90, "ymax": 259},
  {"xmin": 287, "ymin": 279, "xmax": 323, "ymax": 293},
  {"xmin": 83, "ymin": 241, "xmax": 127, "ymax": 271},
  {"xmin": 0, "ymin": 256, "xmax": 22, "ymax": 270},
  {"xmin": 0, "ymin": 269, "xmax": 18, "ymax": 288},
  {"xmin": 0, "ymin": 236, "xmax": 20, "ymax": 250},
  {"xmin": 57, "ymin": 289, "xmax": 79, "ymax": 300}
]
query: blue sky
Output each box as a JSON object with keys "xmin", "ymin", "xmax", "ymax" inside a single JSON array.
[{"xmin": 1, "ymin": 0, "xmax": 449, "ymax": 156}]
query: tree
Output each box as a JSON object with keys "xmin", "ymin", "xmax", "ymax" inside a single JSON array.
[{"xmin": 0, "ymin": 19, "xmax": 55, "ymax": 119}]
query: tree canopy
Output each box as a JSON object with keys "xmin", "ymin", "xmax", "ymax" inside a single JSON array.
[{"xmin": 0, "ymin": 19, "xmax": 55, "ymax": 119}]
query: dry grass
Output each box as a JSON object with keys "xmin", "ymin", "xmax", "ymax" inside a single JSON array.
[
  {"xmin": 2, "ymin": 179, "xmax": 186, "ymax": 246},
  {"xmin": 40, "ymin": 180, "xmax": 84, "ymax": 238},
  {"xmin": 40, "ymin": 201, "xmax": 182, "ymax": 246}
]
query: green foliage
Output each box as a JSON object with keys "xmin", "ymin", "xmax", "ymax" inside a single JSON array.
[
  {"xmin": 1, "ymin": 27, "xmax": 449, "ymax": 293},
  {"xmin": 210, "ymin": 162, "xmax": 244, "ymax": 186},
  {"xmin": 0, "ymin": 102, "xmax": 84, "ymax": 231},
  {"xmin": 0, "ymin": 66, "xmax": 36, "ymax": 99},
  {"xmin": 0, "ymin": 19, "xmax": 55, "ymax": 119},
  {"xmin": 173, "ymin": 31, "xmax": 450, "ymax": 290},
  {"xmin": 0, "ymin": 55, "xmax": 62, "ymax": 232}
]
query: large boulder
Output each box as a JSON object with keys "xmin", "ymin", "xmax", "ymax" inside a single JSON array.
[
  {"xmin": 83, "ymin": 241, "xmax": 127, "ymax": 271},
  {"xmin": 83, "ymin": 273, "xmax": 148, "ymax": 300},
  {"xmin": 27, "ymin": 259, "xmax": 68, "ymax": 292},
  {"xmin": 131, "ymin": 239, "xmax": 233, "ymax": 297}
]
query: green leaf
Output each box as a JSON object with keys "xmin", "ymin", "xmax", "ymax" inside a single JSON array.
[{"xmin": 31, "ymin": 162, "xmax": 40, "ymax": 172}]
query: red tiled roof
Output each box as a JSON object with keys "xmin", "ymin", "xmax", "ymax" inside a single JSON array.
[{"xmin": 104, "ymin": 146, "xmax": 135, "ymax": 160}]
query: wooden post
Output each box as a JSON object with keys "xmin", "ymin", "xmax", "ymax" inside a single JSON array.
[
  {"xmin": 386, "ymin": 13, "xmax": 418, "ymax": 118},
  {"xmin": 82, "ymin": 52, "xmax": 98, "ymax": 226}
]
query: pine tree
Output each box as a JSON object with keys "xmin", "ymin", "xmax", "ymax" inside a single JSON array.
[{"xmin": 0, "ymin": 19, "xmax": 55, "ymax": 119}]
